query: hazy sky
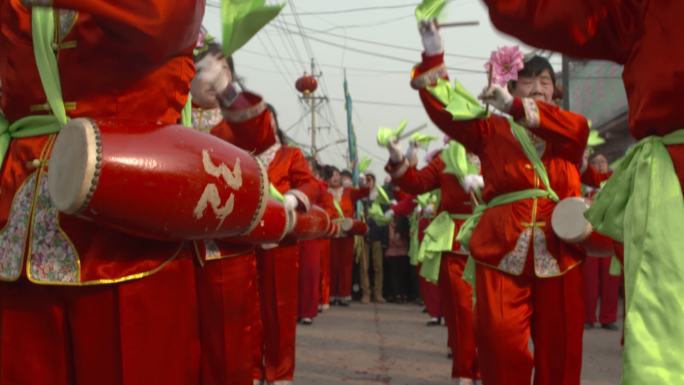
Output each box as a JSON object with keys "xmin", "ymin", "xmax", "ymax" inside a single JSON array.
[{"xmin": 203, "ymin": 0, "xmax": 561, "ymax": 179}]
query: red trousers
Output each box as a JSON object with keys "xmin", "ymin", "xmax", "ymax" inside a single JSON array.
[
  {"xmin": 439, "ymin": 253, "xmax": 479, "ymax": 380},
  {"xmin": 419, "ymin": 270, "xmax": 442, "ymax": 318},
  {"xmin": 196, "ymin": 253, "xmax": 260, "ymax": 385},
  {"xmin": 475, "ymin": 258, "xmax": 584, "ymax": 385},
  {"xmin": 329, "ymin": 236, "xmax": 354, "ymax": 299},
  {"xmin": 255, "ymin": 244, "xmax": 299, "ymax": 383},
  {"xmin": 0, "ymin": 256, "xmax": 199, "ymax": 385},
  {"xmin": 319, "ymin": 239, "xmax": 331, "ymax": 306},
  {"xmin": 582, "ymin": 256, "xmax": 620, "ymax": 324},
  {"xmin": 298, "ymin": 239, "xmax": 321, "ymax": 319}
]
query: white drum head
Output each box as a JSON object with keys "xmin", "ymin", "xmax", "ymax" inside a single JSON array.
[
  {"xmin": 340, "ymin": 218, "xmax": 354, "ymax": 232},
  {"xmin": 551, "ymin": 197, "xmax": 592, "ymax": 243},
  {"xmin": 48, "ymin": 118, "xmax": 99, "ymax": 214}
]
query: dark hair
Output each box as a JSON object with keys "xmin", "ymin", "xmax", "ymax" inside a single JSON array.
[
  {"xmin": 194, "ymin": 43, "xmax": 235, "ymax": 75},
  {"xmin": 341, "ymin": 170, "xmax": 353, "ymax": 179},
  {"xmin": 510, "ymin": 55, "xmax": 556, "ymax": 89},
  {"xmin": 265, "ymin": 103, "xmax": 287, "ymax": 145},
  {"xmin": 322, "ymin": 165, "xmax": 340, "ymax": 181},
  {"xmin": 365, "ymin": 173, "xmax": 376, "ymax": 182}
]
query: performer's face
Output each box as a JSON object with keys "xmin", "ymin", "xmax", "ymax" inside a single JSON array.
[
  {"xmin": 342, "ymin": 176, "xmax": 353, "ymax": 188},
  {"xmin": 511, "ymin": 69, "xmax": 554, "ymax": 103},
  {"xmin": 328, "ymin": 171, "xmax": 342, "ymax": 187},
  {"xmin": 591, "ymin": 154, "xmax": 609, "ymax": 173},
  {"xmin": 191, "ymin": 53, "xmax": 233, "ymax": 109}
]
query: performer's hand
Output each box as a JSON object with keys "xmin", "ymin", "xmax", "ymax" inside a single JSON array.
[
  {"xmin": 419, "ymin": 19, "xmax": 444, "ymax": 56},
  {"xmin": 424, "ymin": 203, "xmax": 435, "ymax": 216},
  {"xmin": 283, "ymin": 194, "xmax": 299, "ymax": 212},
  {"xmin": 387, "ymin": 140, "xmax": 404, "ymax": 164},
  {"xmin": 461, "ymin": 174, "xmax": 484, "ymax": 193},
  {"xmin": 384, "ymin": 209, "xmax": 394, "ymax": 218},
  {"xmin": 479, "ymin": 84, "xmax": 514, "ymax": 113},
  {"xmin": 406, "ymin": 141, "xmax": 419, "ymax": 167}
]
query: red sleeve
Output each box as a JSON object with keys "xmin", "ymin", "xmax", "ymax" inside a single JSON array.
[
  {"xmin": 391, "ymin": 198, "xmax": 417, "ymax": 217},
  {"xmin": 388, "ymin": 155, "xmax": 442, "ymax": 195},
  {"xmin": 286, "ymin": 147, "xmax": 319, "ymax": 202},
  {"xmin": 209, "ymin": 120, "xmax": 236, "ymax": 143},
  {"xmin": 412, "ymin": 54, "xmax": 489, "ymax": 154},
  {"xmin": 349, "ymin": 187, "xmax": 370, "ymax": 204},
  {"xmin": 52, "ymin": 0, "xmax": 204, "ymax": 60},
  {"xmin": 581, "ymin": 165, "xmax": 613, "ymax": 188},
  {"xmin": 482, "ymin": 0, "xmax": 643, "ymax": 63},
  {"xmin": 509, "ymin": 98, "xmax": 590, "ymax": 163},
  {"xmin": 319, "ymin": 188, "xmax": 338, "ymax": 218}
]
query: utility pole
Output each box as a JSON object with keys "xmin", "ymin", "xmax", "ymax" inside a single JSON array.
[
  {"xmin": 562, "ymin": 55, "xmax": 570, "ymax": 110},
  {"xmin": 310, "ymin": 59, "xmax": 317, "ymax": 159}
]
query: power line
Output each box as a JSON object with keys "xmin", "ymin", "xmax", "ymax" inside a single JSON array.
[
  {"xmin": 328, "ymin": 97, "xmax": 424, "ymax": 109},
  {"xmin": 238, "ymin": 49, "xmax": 408, "ymax": 74},
  {"xmin": 279, "ymin": 3, "xmax": 418, "ymax": 16},
  {"xmin": 267, "ymin": 24, "xmax": 484, "ymax": 74},
  {"xmin": 319, "ymin": 14, "xmax": 414, "ymax": 32},
  {"xmin": 278, "ymin": 20, "xmax": 488, "ymax": 61}
]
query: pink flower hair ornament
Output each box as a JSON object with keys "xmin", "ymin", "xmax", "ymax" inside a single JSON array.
[{"xmin": 484, "ymin": 45, "xmax": 526, "ymax": 87}]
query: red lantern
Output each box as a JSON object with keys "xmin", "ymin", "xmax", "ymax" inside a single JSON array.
[{"xmin": 295, "ymin": 74, "xmax": 318, "ymax": 95}]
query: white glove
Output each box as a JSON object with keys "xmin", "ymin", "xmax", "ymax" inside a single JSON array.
[
  {"xmin": 406, "ymin": 141, "xmax": 419, "ymax": 167},
  {"xmin": 195, "ymin": 53, "xmax": 230, "ymax": 94},
  {"xmin": 384, "ymin": 209, "xmax": 394, "ymax": 218},
  {"xmin": 387, "ymin": 140, "xmax": 404, "ymax": 164},
  {"xmin": 423, "ymin": 203, "xmax": 435, "ymax": 217},
  {"xmin": 461, "ymin": 174, "xmax": 484, "ymax": 193},
  {"xmin": 478, "ymin": 84, "xmax": 514, "ymax": 113},
  {"xmin": 419, "ymin": 20, "xmax": 444, "ymax": 56},
  {"xmin": 283, "ymin": 193, "xmax": 299, "ymax": 211}
]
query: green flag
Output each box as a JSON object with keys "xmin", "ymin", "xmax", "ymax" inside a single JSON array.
[{"xmin": 222, "ymin": 0, "xmax": 285, "ymax": 57}]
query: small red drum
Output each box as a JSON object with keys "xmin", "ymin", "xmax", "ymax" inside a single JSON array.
[
  {"xmin": 228, "ymin": 199, "xmax": 294, "ymax": 244},
  {"xmin": 345, "ymin": 220, "xmax": 369, "ymax": 236},
  {"xmin": 48, "ymin": 118, "xmax": 268, "ymax": 241},
  {"xmin": 551, "ymin": 197, "xmax": 614, "ymax": 257},
  {"xmin": 287, "ymin": 205, "xmax": 331, "ymax": 241}
]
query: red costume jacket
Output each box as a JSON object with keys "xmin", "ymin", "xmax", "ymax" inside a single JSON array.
[
  {"xmin": 0, "ymin": 0, "xmax": 203, "ymax": 285},
  {"xmin": 388, "ymin": 153, "xmax": 474, "ymax": 254},
  {"xmin": 412, "ymin": 54, "xmax": 589, "ymax": 277}
]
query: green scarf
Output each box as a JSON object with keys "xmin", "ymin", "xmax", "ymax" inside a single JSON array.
[
  {"xmin": 585, "ymin": 129, "xmax": 684, "ymax": 385},
  {"xmin": 418, "ymin": 211, "xmax": 471, "ymax": 283},
  {"xmin": 0, "ymin": 8, "xmax": 66, "ymax": 170}
]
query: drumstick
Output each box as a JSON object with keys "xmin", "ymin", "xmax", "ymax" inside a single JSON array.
[
  {"xmin": 437, "ymin": 21, "xmax": 480, "ymax": 28},
  {"xmin": 397, "ymin": 123, "xmax": 428, "ymax": 141},
  {"xmin": 469, "ymin": 191, "xmax": 480, "ymax": 207},
  {"xmin": 485, "ymin": 67, "xmax": 492, "ymax": 114}
]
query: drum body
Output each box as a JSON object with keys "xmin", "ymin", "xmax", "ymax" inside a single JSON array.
[
  {"xmin": 48, "ymin": 118, "xmax": 268, "ymax": 241},
  {"xmin": 287, "ymin": 205, "xmax": 331, "ymax": 241},
  {"xmin": 551, "ymin": 197, "xmax": 614, "ymax": 257}
]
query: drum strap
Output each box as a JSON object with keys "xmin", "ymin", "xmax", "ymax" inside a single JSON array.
[
  {"xmin": 585, "ymin": 129, "xmax": 684, "ymax": 383},
  {"xmin": 508, "ymin": 118, "xmax": 559, "ymax": 202},
  {"xmin": 0, "ymin": 7, "xmax": 66, "ymax": 170}
]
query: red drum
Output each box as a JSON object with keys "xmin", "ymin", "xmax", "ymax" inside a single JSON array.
[
  {"xmin": 48, "ymin": 118, "xmax": 268, "ymax": 241},
  {"xmin": 287, "ymin": 205, "xmax": 331, "ymax": 241},
  {"xmin": 345, "ymin": 220, "xmax": 369, "ymax": 236},
  {"xmin": 226, "ymin": 199, "xmax": 294, "ymax": 244},
  {"xmin": 551, "ymin": 197, "xmax": 614, "ymax": 257}
]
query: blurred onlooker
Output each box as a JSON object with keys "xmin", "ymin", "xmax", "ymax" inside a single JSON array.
[{"xmin": 359, "ymin": 173, "xmax": 387, "ymax": 304}]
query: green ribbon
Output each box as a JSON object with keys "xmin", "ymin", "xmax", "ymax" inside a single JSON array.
[
  {"xmin": 222, "ymin": 0, "xmax": 285, "ymax": 57},
  {"xmin": 588, "ymin": 129, "xmax": 605, "ymax": 147},
  {"xmin": 441, "ymin": 140, "xmax": 469, "ymax": 180},
  {"xmin": 418, "ymin": 211, "xmax": 471, "ymax": 283},
  {"xmin": 427, "ymin": 79, "xmax": 487, "ymax": 121},
  {"xmin": 332, "ymin": 198, "xmax": 345, "ymax": 219},
  {"xmin": 1, "ymin": 7, "xmax": 66, "ymax": 170},
  {"xmin": 358, "ymin": 157, "xmax": 372, "ymax": 173},
  {"xmin": 509, "ymin": 118, "xmax": 559, "ymax": 202},
  {"xmin": 609, "ymin": 256, "xmax": 622, "ymax": 277},
  {"xmin": 181, "ymin": 93, "xmax": 193, "ymax": 128},
  {"xmin": 415, "ymin": 0, "xmax": 446, "ymax": 22},
  {"xmin": 376, "ymin": 120, "xmax": 407, "ymax": 147},
  {"xmin": 410, "ymin": 132, "xmax": 438, "ymax": 146},
  {"xmin": 456, "ymin": 189, "xmax": 553, "ymax": 248},
  {"xmin": 374, "ymin": 185, "xmax": 391, "ymax": 206},
  {"xmin": 408, "ymin": 212, "xmax": 422, "ymax": 265},
  {"xmin": 368, "ymin": 202, "xmax": 391, "ymax": 227},
  {"xmin": 269, "ymin": 183, "xmax": 284, "ymax": 203},
  {"xmin": 584, "ymin": 129, "xmax": 684, "ymax": 384}
]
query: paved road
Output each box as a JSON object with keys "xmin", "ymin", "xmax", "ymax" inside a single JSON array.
[{"xmin": 295, "ymin": 302, "xmax": 622, "ymax": 385}]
